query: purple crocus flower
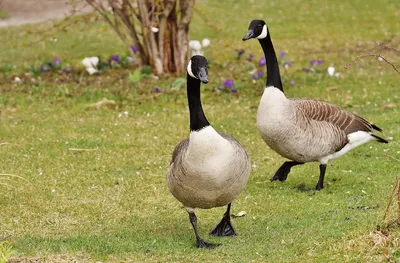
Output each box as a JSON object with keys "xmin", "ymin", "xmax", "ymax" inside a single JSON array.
[
  {"xmin": 317, "ymin": 60, "xmax": 323, "ymax": 66},
  {"xmin": 223, "ymin": 79, "xmax": 234, "ymax": 88},
  {"xmin": 247, "ymin": 53, "xmax": 254, "ymax": 61},
  {"xmin": 63, "ymin": 66, "xmax": 73, "ymax": 72},
  {"xmin": 155, "ymin": 87, "xmax": 162, "ymax": 93},
  {"xmin": 54, "ymin": 57, "xmax": 61, "ymax": 65},
  {"xmin": 111, "ymin": 55, "xmax": 120, "ymax": 62},
  {"xmin": 40, "ymin": 66, "xmax": 49, "ymax": 72},
  {"xmin": 284, "ymin": 61, "xmax": 293, "ymax": 66},
  {"xmin": 279, "ymin": 51, "xmax": 286, "ymax": 58},
  {"xmin": 231, "ymin": 87, "xmax": 237, "ymax": 93},
  {"xmin": 259, "ymin": 56, "xmax": 266, "ymax": 66},
  {"xmin": 290, "ymin": 80, "xmax": 296, "ymax": 86},
  {"xmin": 310, "ymin": 60, "xmax": 316, "ymax": 67},
  {"xmin": 257, "ymin": 70, "xmax": 263, "ymax": 77},
  {"xmin": 252, "ymin": 74, "xmax": 258, "ymax": 80},
  {"xmin": 131, "ymin": 45, "xmax": 139, "ymax": 54},
  {"xmin": 237, "ymin": 49, "xmax": 245, "ymax": 57}
]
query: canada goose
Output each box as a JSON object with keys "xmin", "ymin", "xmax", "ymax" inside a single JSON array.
[
  {"xmin": 166, "ymin": 55, "xmax": 251, "ymax": 248},
  {"xmin": 242, "ymin": 20, "xmax": 388, "ymax": 190}
]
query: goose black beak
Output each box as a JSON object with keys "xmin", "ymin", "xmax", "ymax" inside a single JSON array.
[
  {"xmin": 197, "ymin": 67, "xmax": 208, "ymax": 84},
  {"xmin": 242, "ymin": 30, "xmax": 254, "ymax": 41}
]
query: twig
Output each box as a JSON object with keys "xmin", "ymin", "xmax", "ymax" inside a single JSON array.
[
  {"xmin": 68, "ymin": 148, "xmax": 98, "ymax": 152},
  {"xmin": 344, "ymin": 54, "xmax": 400, "ymax": 74},
  {"xmin": 378, "ymin": 43, "xmax": 400, "ymax": 53},
  {"xmin": 398, "ymin": 177, "xmax": 400, "ymax": 223},
  {"xmin": 0, "ymin": 235, "xmax": 11, "ymax": 242},
  {"xmin": 0, "ymin": 174, "xmax": 31, "ymax": 184},
  {"xmin": 382, "ymin": 177, "xmax": 399, "ymax": 223},
  {"xmin": 384, "ymin": 154, "xmax": 400, "ymax": 163}
]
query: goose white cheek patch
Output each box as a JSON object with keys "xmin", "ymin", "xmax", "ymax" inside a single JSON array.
[
  {"xmin": 187, "ymin": 60, "xmax": 197, "ymax": 79},
  {"xmin": 257, "ymin": 25, "xmax": 268, "ymax": 39}
]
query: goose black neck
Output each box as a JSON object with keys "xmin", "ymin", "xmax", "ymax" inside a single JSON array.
[
  {"xmin": 259, "ymin": 33, "xmax": 283, "ymax": 92},
  {"xmin": 187, "ymin": 75, "xmax": 210, "ymax": 132}
]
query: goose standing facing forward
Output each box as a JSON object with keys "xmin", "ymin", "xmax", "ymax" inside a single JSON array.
[
  {"xmin": 242, "ymin": 20, "xmax": 388, "ymax": 190},
  {"xmin": 166, "ymin": 55, "xmax": 251, "ymax": 248}
]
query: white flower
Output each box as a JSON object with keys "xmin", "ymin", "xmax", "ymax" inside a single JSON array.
[
  {"xmin": 86, "ymin": 67, "xmax": 98, "ymax": 75},
  {"xmin": 151, "ymin": 27, "xmax": 159, "ymax": 33},
  {"xmin": 327, "ymin": 66, "xmax": 335, "ymax": 76},
  {"xmin": 189, "ymin": 40, "xmax": 202, "ymax": 51},
  {"xmin": 82, "ymin": 57, "xmax": 99, "ymax": 69},
  {"xmin": 189, "ymin": 40, "xmax": 204, "ymax": 56},
  {"xmin": 126, "ymin": 56, "xmax": 135, "ymax": 64},
  {"xmin": 82, "ymin": 57, "xmax": 100, "ymax": 75},
  {"xmin": 89, "ymin": 57, "xmax": 99, "ymax": 68},
  {"xmin": 202, "ymin": 38, "xmax": 211, "ymax": 48}
]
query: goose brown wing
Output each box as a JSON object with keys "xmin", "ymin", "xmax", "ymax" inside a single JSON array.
[
  {"xmin": 170, "ymin": 138, "xmax": 189, "ymax": 164},
  {"xmin": 292, "ymin": 99, "xmax": 376, "ymax": 134}
]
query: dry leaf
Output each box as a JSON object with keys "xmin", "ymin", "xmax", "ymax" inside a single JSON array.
[{"xmin": 232, "ymin": 211, "xmax": 246, "ymax": 218}]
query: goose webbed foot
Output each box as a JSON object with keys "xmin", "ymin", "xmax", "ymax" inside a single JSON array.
[
  {"xmin": 196, "ymin": 239, "xmax": 221, "ymax": 249},
  {"xmin": 270, "ymin": 161, "xmax": 303, "ymax": 182},
  {"xmin": 210, "ymin": 203, "xmax": 237, "ymax": 237},
  {"xmin": 315, "ymin": 164, "xmax": 327, "ymax": 190},
  {"xmin": 188, "ymin": 210, "xmax": 220, "ymax": 249}
]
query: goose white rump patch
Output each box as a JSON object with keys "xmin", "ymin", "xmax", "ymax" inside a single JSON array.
[{"xmin": 319, "ymin": 131, "xmax": 375, "ymax": 164}]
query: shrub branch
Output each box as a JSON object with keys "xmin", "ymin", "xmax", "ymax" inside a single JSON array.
[{"xmin": 344, "ymin": 43, "xmax": 400, "ymax": 74}]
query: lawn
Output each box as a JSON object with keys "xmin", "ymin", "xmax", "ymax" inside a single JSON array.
[{"xmin": 1, "ymin": 0, "xmax": 400, "ymax": 262}]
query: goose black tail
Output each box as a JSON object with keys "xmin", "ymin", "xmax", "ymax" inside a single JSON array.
[
  {"xmin": 371, "ymin": 134, "xmax": 389, "ymax": 144},
  {"xmin": 371, "ymin": 124, "xmax": 383, "ymax": 132}
]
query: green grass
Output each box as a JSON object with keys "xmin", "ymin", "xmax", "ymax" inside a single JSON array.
[
  {"xmin": 1, "ymin": 0, "xmax": 400, "ymax": 262},
  {"xmin": 0, "ymin": 10, "xmax": 8, "ymax": 20}
]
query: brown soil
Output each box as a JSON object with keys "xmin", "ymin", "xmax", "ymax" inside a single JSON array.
[{"xmin": 0, "ymin": 0, "xmax": 93, "ymax": 27}]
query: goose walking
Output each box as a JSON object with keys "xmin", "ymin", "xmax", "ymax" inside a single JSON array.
[
  {"xmin": 242, "ymin": 20, "xmax": 388, "ymax": 190},
  {"xmin": 166, "ymin": 55, "xmax": 251, "ymax": 248}
]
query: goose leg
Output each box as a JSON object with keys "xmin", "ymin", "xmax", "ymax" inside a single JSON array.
[
  {"xmin": 270, "ymin": 161, "xmax": 304, "ymax": 182},
  {"xmin": 316, "ymin": 164, "xmax": 327, "ymax": 190},
  {"xmin": 210, "ymin": 203, "xmax": 236, "ymax": 237},
  {"xmin": 188, "ymin": 211, "xmax": 220, "ymax": 249}
]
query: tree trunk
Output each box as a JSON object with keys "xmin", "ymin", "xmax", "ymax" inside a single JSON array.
[{"xmin": 85, "ymin": 0, "xmax": 195, "ymax": 75}]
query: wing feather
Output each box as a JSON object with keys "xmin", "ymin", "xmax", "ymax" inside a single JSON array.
[
  {"xmin": 292, "ymin": 99, "xmax": 378, "ymax": 134},
  {"xmin": 170, "ymin": 138, "xmax": 189, "ymax": 165}
]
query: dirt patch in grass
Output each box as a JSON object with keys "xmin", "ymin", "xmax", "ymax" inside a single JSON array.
[{"xmin": 0, "ymin": 0, "xmax": 93, "ymax": 27}]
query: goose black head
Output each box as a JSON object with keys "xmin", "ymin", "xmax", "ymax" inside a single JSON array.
[
  {"xmin": 187, "ymin": 55, "xmax": 209, "ymax": 84},
  {"xmin": 187, "ymin": 55, "xmax": 208, "ymax": 84},
  {"xmin": 242, "ymin": 19, "xmax": 268, "ymax": 41}
]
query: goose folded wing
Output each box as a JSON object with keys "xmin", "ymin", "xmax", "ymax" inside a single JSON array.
[
  {"xmin": 171, "ymin": 139, "xmax": 189, "ymax": 164},
  {"xmin": 292, "ymin": 99, "xmax": 376, "ymax": 135}
]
